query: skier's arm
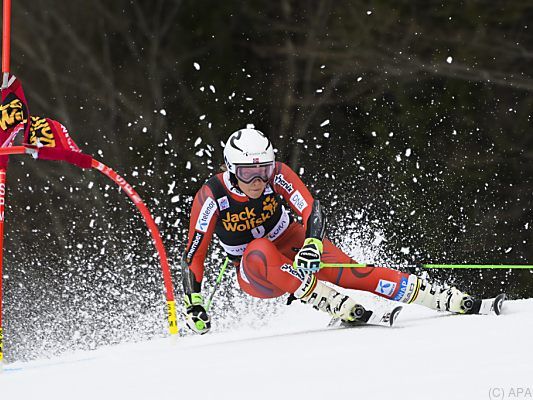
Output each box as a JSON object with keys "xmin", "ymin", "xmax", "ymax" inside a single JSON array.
[
  {"xmin": 272, "ymin": 162, "xmax": 326, "ymax": 239},
  {"xmin": 272, "ymin": 162, "xmax": 326, "ymax": 271},
  {"xmin": 182, "ymin": 184, "xmax": 218, "ymax": 289},
  {"xmin": 181, "ymin": 184, "xmax": 218, "ymax": 334}
]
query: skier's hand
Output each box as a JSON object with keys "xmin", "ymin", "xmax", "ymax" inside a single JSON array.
[
  {"xmin": 184, "ymin": 293, "xmax": 211, "ymax": 335},
  {"xmin": 293, "ymin": 238, "xmax": 323, "ymax": 273}
]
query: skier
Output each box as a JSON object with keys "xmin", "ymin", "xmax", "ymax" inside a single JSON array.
[{"xmin": 181, "ymin": 128, "xmax": 492, "ymax": 334}]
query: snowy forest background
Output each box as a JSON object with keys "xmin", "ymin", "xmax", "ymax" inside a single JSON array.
[{"xmin": 3, "ymin": 1, "xmax": 532, "ymax": 361}]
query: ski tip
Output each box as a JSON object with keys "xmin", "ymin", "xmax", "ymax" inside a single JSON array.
[
  {"xmin": 494, "ymin": 293, "xmax": 506, "ymax": 315},
  {"xmin": 390, "ymin": 306, "xmax": 403, "ymax": 326}
]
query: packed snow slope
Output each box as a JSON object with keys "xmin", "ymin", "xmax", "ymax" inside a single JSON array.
[{"xmin": 2, "ymin": 294, "xmax": 532, "ymax": 400}]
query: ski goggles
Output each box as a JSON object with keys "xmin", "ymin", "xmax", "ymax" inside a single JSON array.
[{"xmin": 235, "ymin": 162, "xmax": 275, "ymax": 184}]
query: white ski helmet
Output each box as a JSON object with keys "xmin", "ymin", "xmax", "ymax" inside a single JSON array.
[{"xmin": 223, "ymin": 128, "xmax": 275, "ymax": 175}]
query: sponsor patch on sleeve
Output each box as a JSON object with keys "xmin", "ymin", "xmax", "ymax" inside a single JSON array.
[
  {"xmin": 195, "ymin": 197, "xmax": 217, "ymax": 233},
  {"xmin": 375, "ymin": 279, "xmax": 397, "ymax": 297},
  {"xmin": 290, "ymin": 190, "xmax": 308, "ymax": 212},
  {"xmin": 185, "ymin": 231, "xmax": 204, "ymax": 263},
  {"xmin": 274, "ymin": 174, "xmax": 294, "ymax": 194}
]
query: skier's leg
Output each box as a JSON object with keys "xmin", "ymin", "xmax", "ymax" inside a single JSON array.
[
  {"xmin": 237, "ymin": 237, "xmax": 305, "ymax": 298},
  {"xmin": 239, "ymin": 237, "xmax": 366, "ymax": 321},
  {"xmin": 317, "ymin": 241, "xmax": 480, "ymax": 314},
  {"xmin": 317, "ymin": 241, "xmax": 413, "ymax": 300},
  {"xmin": 273, "ymin": 222, "xmax": 411, "ymax": 301}
]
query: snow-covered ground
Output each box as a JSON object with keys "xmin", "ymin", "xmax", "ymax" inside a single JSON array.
[{"xmin": 2, "ymin": 295, "xmax": 532, "ymax": 400}]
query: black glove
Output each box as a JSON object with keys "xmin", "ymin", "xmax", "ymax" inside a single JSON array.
[{"xmin": 184, "ymin": 293, "xmax": 211, "ymax": 334}]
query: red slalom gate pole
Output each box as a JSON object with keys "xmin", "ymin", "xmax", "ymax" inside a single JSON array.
[
  {"xmin": 91, "ymin": 159, "xmax": 178, "ymax": 335},
  {"xmin": 0, "ymin": 170, "xmax": 5, "ymax": 366},
  {"xmin": 0, "ymin": 146, "xmax": 178, "ymax": 335},
  {"xmin": 0, "ymin": 147, "xmax": 179, "ymax": 335},
  {"xmin": 1, "ymin": 0, "xmax": 10, "ymax": 78},
  {"xmin": 0, "ymin": 0, "xmax": 13, "ymax": 367}
]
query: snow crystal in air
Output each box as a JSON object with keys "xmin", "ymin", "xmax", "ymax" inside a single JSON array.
[
  {"xmin": 168, "ymin": 181, "xmax": 176, "ymax": 194},
  {"xmin": 395, "ymin": 155, "xmax": 402, "ymax": 162},
  {"xmin": 400, "ymin": 247, "xmax": 410, "ymax": 254},
  {"xmin": 320, "ymin": 119, "xmax": 330, "ymax": 127},
  {"xmin": 372, "ymin": 232, "xmax": 385, "ymax": 246},
  {"xmin": 142, "ymin": 127, "xmax": 147, "ymax": 133},
  {"xmin": 504, "ymin": 247, "xmax": 512, "ymax": 253},
  {"xmin": 199, "ymin": 115, "xmax": 206, "ymax": 121},
  {"xmin": 299, "ymin": 167, "xmax": 305, "ymax": 175},
  {"xmin": 193, "ymin": 62, "xmax": 200, "ymax": 70},
  {"xmin": 88, "ymin": 181, "xmax": 94, "ymax": 189},
  {"xmin": 171, "ymin": 195, "xmax": 180, "ymax": 203},
  {"xmin": 155, "ymin": 216, "xmax": 161, "ymax": 224},
  {"xmin": 132, "ymin": 171, "xmax": 138, "ymax": 177},
  {"xmin": 194, "ymin": 137, "xmax": 202, "ymax": 147},
  {"xmin": 405, "ymin": 148, "xmax": 412, "ymax": 157},
  {"xmin": 186, "ymin": 161, "xmax": 191, "ymax": 170},
  {"xmin": 323, "ymin": 132, "xmax": 330, "ymax": 138},
  {"xmin": 446, "ymin": 56, "xmax": 453, "ymax": 64},
  {"xmin": 357, "ymin": 77, "xmax": 363, "ymax": 82},
  {"xmin": 366, "ymin": 10, "xmax": 372, "ymax": 15},
  {"xmin": 160, "ymin": 109, "xmax": 167, "ymax": 116},
  {"xmin": 209, "ymin": 85, "xmax": 216, "ymax": 93}
]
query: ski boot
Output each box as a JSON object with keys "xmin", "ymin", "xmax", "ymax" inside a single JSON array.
[
  {"xmin": 408, "ymin": 277, "xmax": 505, "ymax": 315},
  {"xmin": 292, "ymin": 276, "xmax": 367, "ymax": 322}
]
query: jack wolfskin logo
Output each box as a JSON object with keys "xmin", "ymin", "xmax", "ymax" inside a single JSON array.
[{"xmin": 222, "ymin": 196, "xmax": 278, "ymax": 232}]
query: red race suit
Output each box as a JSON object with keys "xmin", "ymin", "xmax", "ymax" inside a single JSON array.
[{"xmin": 183, "ymin": 162, "xmax": 412, "ymax": 301}]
